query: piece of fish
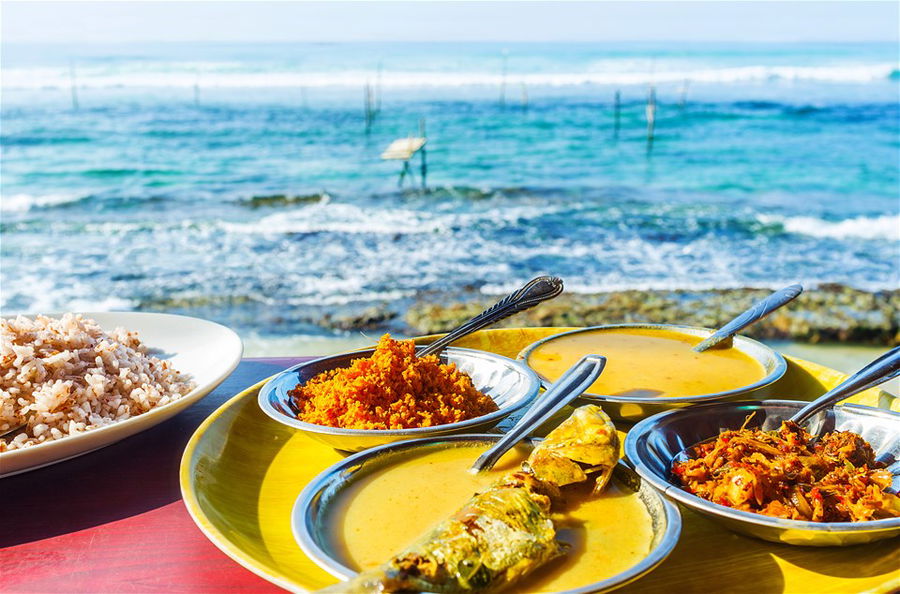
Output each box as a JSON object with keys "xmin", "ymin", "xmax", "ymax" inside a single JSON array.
[{"xmin": 319, "ymin": 404, "xmax": 619, "ymax": 593}]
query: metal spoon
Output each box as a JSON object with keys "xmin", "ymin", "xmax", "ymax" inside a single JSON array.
[
  {"xmin": 0, "ymin": 423, "xmax": 25, "ymax": 438},
  {"xmin": 790, "ymin": 345, "xmax": 900, "ymax": 425},
  {"xmin": 419, "ymin": 276, "xmax": 564, "ymax": 357},
  {"xmin": 674, "ymin": 346, "xmax": 900, "ymax": 463},
  {"xmin": 470, "ymin": 354, "xmax": 606, "ymax": 473},
  {"xmin": 693, "ymin": 284, "xmax": 803, "ymax": 353}
]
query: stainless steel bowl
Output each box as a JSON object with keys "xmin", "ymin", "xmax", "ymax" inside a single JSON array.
[
  {"xmin": 624, "ymin": 399, "xmax": 900, "ymax": 546},
  {"xmin": 258, "ymin": 347, "xmax": 540, "ymax": 452},
  {"xmin": 292, "ymin": 434, "xmax": 682, "ymax": 593},
  {"xmin": 518, "ymin": 324, "xmax": 787, "ymax": 421}
]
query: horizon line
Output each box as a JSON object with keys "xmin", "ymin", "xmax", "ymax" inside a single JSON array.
[{"xmin": 5, "ymin": 39, "xmax": 899, "ymax": 46}]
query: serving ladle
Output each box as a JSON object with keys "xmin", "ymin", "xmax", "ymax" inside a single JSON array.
[
  {"xmin": 419, "ymin": 275, "xmax": 564, "ymax": 357},
  {"xmin": 471, "ymin": 353, "xmax": 607, "ymax": 473},
  {"xmin": 675, "ymin": 346, "xmax": 900, "ymax": 462},
  {"xmin": 789, "ymin": 345, "xmax": 900, "ymax": 426},
  {"xmin": 693, "ymin": 283, "xmax": 803, "ymax": 352}
]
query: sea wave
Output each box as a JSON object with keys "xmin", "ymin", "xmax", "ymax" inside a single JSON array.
[
  {"xmin": 3, "ymin": 63, "xmax": 897, "ymax": 90},
  {"xmin": 481, "ymin": 279, "xmax": 778, "ymax": 294},
  {"xmin": 0, "ymin": 192, "xmax": 87, "ymax": 212},
  {"xmin": 219, "ymin": 203, "xmax": 448, "ymax": 235},
  {"xmin": 218, "ymin": 199, "xmax": 583, "ymax": 240},
  {"xmin": 64, "ymin": 296, "xmax": 137, "ymax": 312},
  {"xmin": 0, "ymin": 270, "xmax": 136, "ymax": 315},
  {"xmin": 757, "ymin": 214, "xmax": 900, "ymax": 240},
  {"xmin": 482, "ymin": 277, "xmax": 900, "ymax": 295}
]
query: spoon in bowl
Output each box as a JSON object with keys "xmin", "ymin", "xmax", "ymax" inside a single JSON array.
[
  {"xmin": 674, "ymin": 346, "xmax": 900, "ymax": 463},
  {"xmin": 419, "ymin": 276, "xmax": 564, "ymax": 357},
  {"xmin": 471, "ymin": 353, "xmax": 607, "ymax": 473},
  {"xmin": 693, "ymin": 284, "xmax": 803, "ymax": 353},
  {"xmin": 0, "ymin": 423, "xmax": 25, "ymax": 439},
  {"xmin": 789, "ymin": 345, "xmax": 900, "ymax": 426}
]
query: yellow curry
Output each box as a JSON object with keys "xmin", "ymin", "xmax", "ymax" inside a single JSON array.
[
  {"xmin": 525, "ymin": 327, "xmax": 765, "ymax": 398},
  {"xmin": 328, "ymin": 444, "xmax": 653, "ymax": 593}
]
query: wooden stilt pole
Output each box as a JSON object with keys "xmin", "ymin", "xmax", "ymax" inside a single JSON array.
[
  {"xmin": 646, "ymin": 86, "xmax": 657, "ymax": 151},
  {"xmin": 398, "ymin": 160, "xmax": 411, "ymax": 187},
  {"xmin": 613, "ymin": 90, "xmax": 621, "ymax": 139},
  {"xmin": 364, "ymin": 82, "xmax": 374, "ymax": 133},
  {"xmin": 69, "ymin": 61, "xmax": 79, "ymax": 111},
  {"xmin": 499, "ymin": 50, "xmax": 508, "ymax": 107},
  {"xmin": 419, "ymin": 118, "xmax": 427, "ymax": 191},
  {"xmin": 376, "ymin": 62, "xmax": 383, "ymax": 114}
]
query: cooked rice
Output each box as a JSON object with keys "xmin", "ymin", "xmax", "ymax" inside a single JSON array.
[{"xmin": 1, "ymin": 313, "xmax": 195, "ymax": 451}]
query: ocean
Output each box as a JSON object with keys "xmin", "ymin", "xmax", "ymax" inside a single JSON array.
[{"xmin": 1, "ymin": 42, "xmax": 898, "ymax": 344}]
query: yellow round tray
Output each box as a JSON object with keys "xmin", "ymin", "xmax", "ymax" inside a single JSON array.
[{"xmin": 180, "ymin": 328, "xmax": 900, "ymax": 593}]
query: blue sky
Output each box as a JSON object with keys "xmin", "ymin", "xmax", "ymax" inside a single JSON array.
[{"xmin": 2, "ymin": 1, "xmax": 898, "ymax": 44}]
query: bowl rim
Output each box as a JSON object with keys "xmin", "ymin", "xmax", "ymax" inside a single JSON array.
[
  {"xmin": 517, "ymin": 323, "xmax": 787, "ymax": 403},
  {"xmin": 257, "ymin": 346, "xmax": 541, "ymax": 436},
  {"xmin": 624, "ymin": 399, "xmax": 900, "ymax": 534},
  {"xmin": 292, "ymin": 433, "xmax": 683, "ymax": 594}
]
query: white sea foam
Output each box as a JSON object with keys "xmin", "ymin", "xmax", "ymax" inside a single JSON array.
[
  {"xmin": 284, "ymin": 289, "xmax": 414, "ymax": 307},
  {"xmin": 3, "ymin": 63, "xmax": 897, "ymax": 90},
  {"xmin": 0, "ymin": 192, "xmax": 86, "ymax": 212},
  {"xmin": 758, "ymin": 214, "xmax": 900, "ymax": 240},
  {"xmin": 219, "ymin": 203, "xmax": 450, "ymax": 235},
  {"xmin": 64, "ymin": 296, "xmax": 136, "ymax": 311},
  {"xmin": 0, "ymin": 271, "xmax": 135, "ymax": 315},
  {"xmin": 482, "ymin": 276, "xmax": 900, "ymax": 295},
  {"xmin": 217, "ymin": 197, "xmax": 566, "ymax": 237},
  {"xmin": 481, "ymin": 279, "xmax": 757, "ymax": 295}
]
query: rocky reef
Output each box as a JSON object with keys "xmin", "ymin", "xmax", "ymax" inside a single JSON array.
[
  {"xmin": 136, "ymin": 284, "xmax": 899, "ymax": 346},
  {"xmin": 241, "ymin": 192, "xmax": 329, "ymax": 208},
  {"xmin": 404, "ymin": 284, "xmax": 900, "ymax": 345}
]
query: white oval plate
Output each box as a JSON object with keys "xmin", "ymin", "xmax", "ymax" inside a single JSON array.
[{"xmin": 1, "ymin": 311, "xmax": 242, "ymax": 477}]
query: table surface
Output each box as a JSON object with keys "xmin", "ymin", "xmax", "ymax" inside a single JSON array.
[
  {"xmin": 3, "ymin": 356, "xmax": 898, "ymax": 594},
  {"xmin": 2, "ymin": 357, "xmax": 305, "ymax": 594}
]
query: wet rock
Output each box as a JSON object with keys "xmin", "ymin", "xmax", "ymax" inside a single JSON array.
[
  {"xmin": 325, "ymin": 306, "xmax": 396, "ymax": 331},
  {"xmin": 243, "ymin": 192, "xmax": 329, "ymax": 208},
  {"xmin": 403, "ymin": 285, "xmax": 900, "ymax": 345},
  {"xmin": 139, "ymin": 294, "xmax": 257, "ymax": 309}
]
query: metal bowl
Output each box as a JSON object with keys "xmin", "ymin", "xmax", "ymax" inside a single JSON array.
[
  {"xmin": 624, "ymin": 399, "xmax": 900, "ymax": 546},
  {"xmin": 292, "ymin": 434, "xmax": 682, "ymax": 593},
  {"xmin": 518, "ymin": 324, "xmax": 787, "ymax": 421},
  {"xmin": 258, "ymin": 347, "xmax": 540, "ymax": 452}
]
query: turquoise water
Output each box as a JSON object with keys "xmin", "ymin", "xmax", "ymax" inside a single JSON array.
[{"xmin": 1, "ymin": 42, "xmax": 898, "ymax": 337}]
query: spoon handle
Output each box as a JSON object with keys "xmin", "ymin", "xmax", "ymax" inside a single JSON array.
[
  {"xmin": 790, "ymin": 346, "xmax": 900, "ymax": 425},
  {"xmin": 470, "ymin": 354, "xmax": 606, "ymax": 473},
  {"xmin": 419, "ymin": 276, "xmax": 564, "ymax": 357},
  {"xmin": 693, "ymin": 284, "xmax": 803, "ymax": 353}
]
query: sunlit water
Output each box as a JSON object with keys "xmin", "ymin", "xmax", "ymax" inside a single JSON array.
[{"xmin": 2, "ymin": 42, "xmax": 898, "ymax": 340}]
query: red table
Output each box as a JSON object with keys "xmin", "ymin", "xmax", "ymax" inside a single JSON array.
[{"xmin": 2, "ymin": 357, "xmax": 307, "ymax": 593}]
